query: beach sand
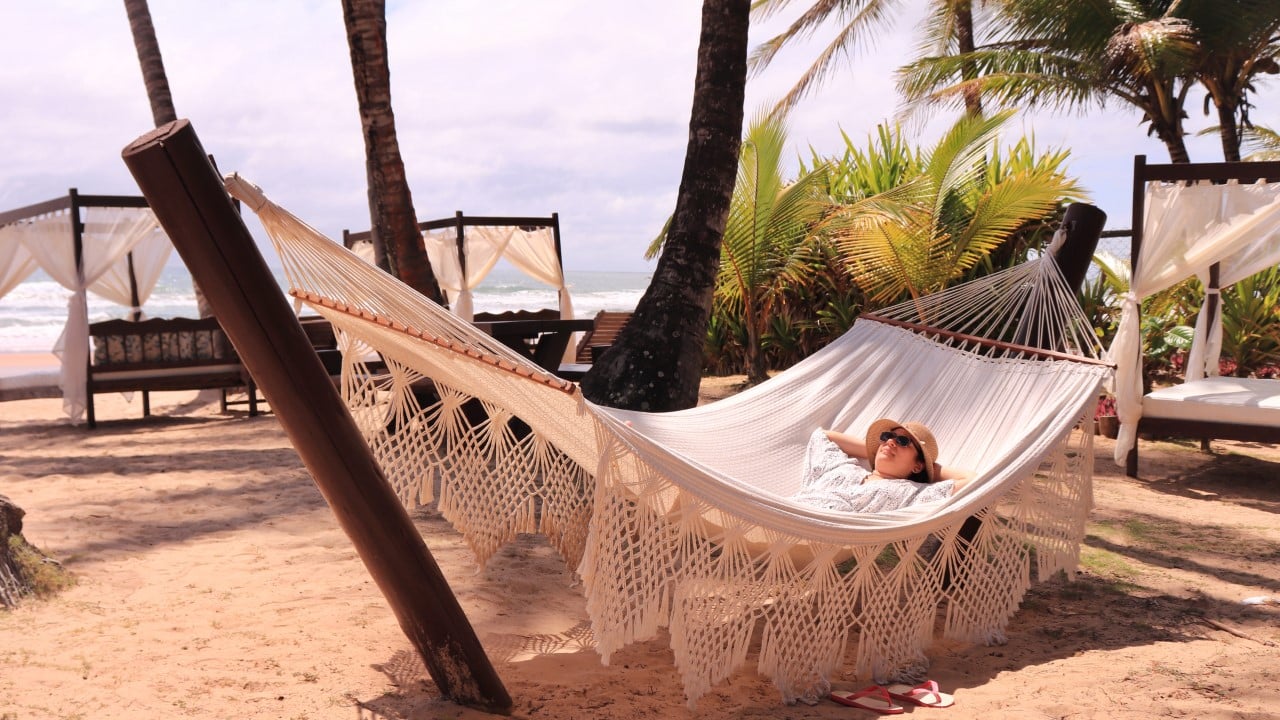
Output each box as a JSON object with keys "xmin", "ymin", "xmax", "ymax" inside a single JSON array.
[{"xmin": 1, "ymin": 384, "xmax": 1278, "ymax": 719}]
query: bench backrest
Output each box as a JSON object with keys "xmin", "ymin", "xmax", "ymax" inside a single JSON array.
[{"xmin": 89, "ymin": 317, "xmax": 236, "ymax": 371}]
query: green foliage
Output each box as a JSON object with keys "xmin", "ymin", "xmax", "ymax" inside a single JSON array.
[
  {"xmin": 1220, "ymin": 267, "xmax": 1280, "ymax": 377},
  {"xmin": 697, "ymin": 112, "xmax": 1083, "ymax": 377},
  {"xmin": 827, "ymin": 110, "xmax": 1085, "ymax": 305},
  {"xmin": 1081, "ymin": 250, "xmax": 1129, "ymax": 347},
  {"xmin": 712, "ymin": 111, "xmax": 835, "ymax": 383}
]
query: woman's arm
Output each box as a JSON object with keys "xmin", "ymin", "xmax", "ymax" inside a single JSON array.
[
  {"xmin": 822, "ymin": 428, "xmax": 869, "ymax": 461},
  {"xmin": 936, "ymin": 463, "xmax": 974, "ymax": 491}
]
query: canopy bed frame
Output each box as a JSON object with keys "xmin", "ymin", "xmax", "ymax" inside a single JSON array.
[
  {"xmin": 0, "ymin": 190, "xmax": 172, "ymax": 413},
  {"xmin": 343, "ymin": 212, "xmax": 568, "ymax": 318},
  {"xmin": 1123, "ymin": 156, "xmax": 1280, "ymax": 478}
]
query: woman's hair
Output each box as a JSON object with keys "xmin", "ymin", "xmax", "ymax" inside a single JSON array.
[{"xmin": 906, "ymin": 441, "xmax": 933, "ymax": 483}]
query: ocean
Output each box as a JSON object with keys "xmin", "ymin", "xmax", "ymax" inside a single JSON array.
[{"xmin": 0, "ymin": 260, "xmax": 650, "ymax": 354}]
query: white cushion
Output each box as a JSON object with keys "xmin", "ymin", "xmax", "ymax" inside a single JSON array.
[{"xmin": 1144, "ymin": 376, "xmax": 1280, "ymax": 426}]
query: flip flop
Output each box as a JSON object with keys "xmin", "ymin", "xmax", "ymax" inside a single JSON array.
[
  {"xmin": 885, "ymin": 680, "xmax": 955, "ymax": 708},
  {"xmin": 829, "ymin": 686, "xmax": 905, "ymax": 714}
]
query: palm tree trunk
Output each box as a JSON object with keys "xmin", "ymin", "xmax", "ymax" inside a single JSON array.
[
  {"xmin": 954, "ymin": 0, "xmax": 983, "ymax": 117},
  {"xmin": 581, "ymin": 0, "xmax": 749, "ymax": 411},
  {"xmin": 1159, "ymin": 129, "xmax": 1192, "ymax": 164},
  {"xmin": 123, "ymin": 0, "xmax": 215, "ymax": 319},
  {"xmin": 744, "ymin": 298, "xmax": 768, "ymax": 385},
  {"xmin": 1216, "ymin": 100, "xmax": 1242, "ymax": 162},
  {"xmin": 123, "ymin": 0, "xmax": 176, "ymax": 126},
  {"xmin": 342, "ymin": 0, "xmax": 444, "ymax": 304}
]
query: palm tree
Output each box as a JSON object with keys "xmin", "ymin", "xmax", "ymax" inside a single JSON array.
[
  {"xmin": 123, "ymin": 0, "xmax": 217, "ymax": 320},
  {"xmin": 1241, "ymin": 124, "xmax": 1280, "ymax": 160},
  {"xmin": 830, "ymin": 110, "xmax": 1084, "ymax": 304},
  {"xmin": 123, "ymin": 0, "xmax": 176, "ymax": 126},
  {"xmin": 581, "ymin": 0, "xmax": 750, "ymax": 411},
  {"xmin": 341, "ymin": 0, "xmax": 443, "ymax": 304},
  {"xmin": 749, "ymin": 0, "xmax": 988, "ymax": 116},
  {"xmin": 897, "ymin": 0, "xmax": 1201, "ymax": 163},
  {"xmin": 681, "ymin": 111, "xmax": 832, "ymax": 384},
  {"xmin": 1179, "ymin": 0, "xmax": 1280, "ymax": 161}
]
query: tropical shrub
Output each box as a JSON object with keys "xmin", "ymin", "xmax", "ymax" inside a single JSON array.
[
  {"xmin": 1220, "ymin": 266, "xmax": 1280, "ymax": 377},
  {"xmin": 822, "ymin": 110, "xmax": 1086, "ymax": 308}
]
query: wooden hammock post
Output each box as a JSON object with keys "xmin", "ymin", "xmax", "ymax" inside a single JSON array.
[
  {"xmin": 121, "ymin": 120, "xmax": 512, "ymax": 715},
  {"xmin": 1053, "ymin": 203, "xmax": 1107, "ymax": 293}
]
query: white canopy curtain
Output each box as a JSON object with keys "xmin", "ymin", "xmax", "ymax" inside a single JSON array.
[
  {"xmin": 0, "ymin": 197, "xmax": 171, "ymax": 420},
  {"xmin": 0, "ymin": 231, "xmax": 38, "ymax": 298},
  {"xmin": 1111, "ymin": 178, "xmax": 1280, "ymax": 463},
  {"xmin": 423, "ymin": 223, "xmax": 573, "ymax": 321}
]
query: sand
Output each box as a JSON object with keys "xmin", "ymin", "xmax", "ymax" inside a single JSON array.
[{"xmin": 1, "ymin": 384, "xmax": 1278, "ymax": 719}]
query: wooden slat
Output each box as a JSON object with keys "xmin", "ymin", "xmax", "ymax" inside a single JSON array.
[{"xmin": 859, "ymin": 314, "xmax": 1113, "ymax": 367}]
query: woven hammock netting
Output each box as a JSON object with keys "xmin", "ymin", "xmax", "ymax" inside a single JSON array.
[{"xmin": 226, "ymin": 175, "xmax": 1112, "ymax": 706}]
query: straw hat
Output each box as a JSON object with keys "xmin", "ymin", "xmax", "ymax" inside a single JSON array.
[{"xmin": 865, "ymin": 418, "xmax": 939, "ymax": 483}]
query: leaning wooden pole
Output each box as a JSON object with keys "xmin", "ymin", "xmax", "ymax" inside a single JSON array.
[{"xmin": 121, "ymin": 119, "xmax": 512, "ymax": 715}]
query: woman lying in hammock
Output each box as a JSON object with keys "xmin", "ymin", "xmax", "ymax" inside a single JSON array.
[{"xmin": 790, "ymin": 418, "xmax": 973, "ymax": 513}]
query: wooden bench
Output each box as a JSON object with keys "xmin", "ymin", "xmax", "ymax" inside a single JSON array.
[{"xmin": 86, "ymin": 317, "xmax": 258, "ymax": 428}]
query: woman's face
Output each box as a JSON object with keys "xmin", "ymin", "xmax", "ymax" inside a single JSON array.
[{"xmin": 874, "ymin": 428, "xmax": 925, "ymax": 480}]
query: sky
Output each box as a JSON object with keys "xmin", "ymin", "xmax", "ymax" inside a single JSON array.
[{"xmin": 1, "ymin": 1, "xmax": 1268, "ymax": 272}]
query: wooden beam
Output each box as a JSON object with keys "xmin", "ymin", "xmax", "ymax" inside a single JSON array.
[{"xmin": 120, "ymin": 119, "xmax": 512, "ymax": 714}]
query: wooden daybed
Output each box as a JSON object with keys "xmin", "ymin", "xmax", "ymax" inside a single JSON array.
[
  {"xmin": 86, "ymin": 316, "xmax": 259, "ymax": 428},
  {"xmin": 1125, "ymin": 156, "xmax": 1280, "ymax": 477}
]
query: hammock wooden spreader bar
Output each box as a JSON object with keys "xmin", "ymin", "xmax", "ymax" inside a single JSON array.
[
  {"xmin": 859, "ymin": 314, "xmax": 1115, "ymax": 367},
  {"xmin": 121, "ymin": 119, "xmax": 512, "ymax": 714},
  {"xmin": 291, "ymin": 289, "xmax": 580, "ymax": 395}
]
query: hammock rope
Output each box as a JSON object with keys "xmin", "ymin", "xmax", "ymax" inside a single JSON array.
[{"xmin": 226, "ymin": 174, "xmax": 1111, "ymax": 706}]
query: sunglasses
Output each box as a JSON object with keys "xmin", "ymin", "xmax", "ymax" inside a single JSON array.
[{"xmin": 879, "ymin": 431, "xmax": 917, "ymax": 449}]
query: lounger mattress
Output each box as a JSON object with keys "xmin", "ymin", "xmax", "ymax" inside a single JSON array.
[{"xmin": 1143, "ymin": 376, "xmax": 1280, "ymax": 427}]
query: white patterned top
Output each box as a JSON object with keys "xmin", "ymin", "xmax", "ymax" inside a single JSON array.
[{"xmin": 790, "ymin": 429, "xmax": 955, "ymax": 513}]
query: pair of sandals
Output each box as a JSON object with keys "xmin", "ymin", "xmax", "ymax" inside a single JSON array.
[{"xmin": 829, "ymin": 681, "xmax": 955, "ymax": 713}]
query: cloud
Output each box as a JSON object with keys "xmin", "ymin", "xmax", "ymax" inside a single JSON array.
[{"xmin": 2, "ymin": 1, "xmax": 1265, "ymax": 273}]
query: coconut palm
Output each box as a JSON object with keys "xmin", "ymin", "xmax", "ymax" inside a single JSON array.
[
  {"xmin": 123, "ymin": 0, "xmax": 176, "ymax": 127},
  {"xmin": 750, "ymin": 0, "xmax": 989, "ymax": 116},
  {"xmin": 341, "ymin": 0, "xmax": 443, "ymax": 304},
  {"xmin": 897, "ymin": 0, "xmax": 1200, "ymax": 163},
  {"xmin": 1180, "ymin": 0, "xmax": 1280, "ymax": 161},
  {"xmin": 581, "ymin": 0, "xmax": 750, "ymax": 411},
  {"xmin": 829, "ymin": 110, "xmax": 1084, "ymax": 305},
  {"xmin": 122, "ymin": 0, "xmax": 218, "ymax": 320},
  {"xmin": 1241, "ymin": 125, "xmax": 1280, "ymax": 160}
]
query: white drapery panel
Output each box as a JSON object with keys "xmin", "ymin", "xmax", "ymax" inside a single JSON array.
[
  {"xmin": 88, "ymin": 213, "xmax": 172, "ymax": 315},
  {"xmin": 422, "ymin": 228, "xmax": 469, "ymax": 316},
  {"xmin": 1112, "ymin": 181, "xmax": 1280, "ymax": 463},
  {"xmin": 61, "ymin": 207, "xmax": 164, "ymax": 420},
  {"xmin": 11, "ymin": 207, "xmax": 164, "ymax": 421},
  {"xmin": 0, "ymin": 223, "xmax": 40, "ymax": 299},
  {"xmin": 502, "ymin": 226, "xmax": 574, "ymax": 320},
  {"xmin": 502, "ymin": 226, "xmax": 577, "ymax": 361}
]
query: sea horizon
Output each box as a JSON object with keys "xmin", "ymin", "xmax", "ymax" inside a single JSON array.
[{"xmin": 0, "ymin": 260, "xmax": 651, "ymax": 356}]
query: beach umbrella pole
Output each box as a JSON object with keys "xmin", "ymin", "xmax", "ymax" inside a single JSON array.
[{"xmin": 121, "ymin": 119, "xmax": 512, "ymax": 715}]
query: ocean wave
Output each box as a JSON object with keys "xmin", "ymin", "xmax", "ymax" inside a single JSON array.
[{"xmin": 1, "ymin": 270, "xmax": 648, "ymax": 353}]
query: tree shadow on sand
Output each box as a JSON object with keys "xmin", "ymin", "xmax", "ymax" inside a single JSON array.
[
  {"xmin": 949, "ymin": 571, "xmax": 1278, "ymax": 688},
  {"xmin": 1127, "ymin": 439, "xmax": 1280, "ymax": 514}
]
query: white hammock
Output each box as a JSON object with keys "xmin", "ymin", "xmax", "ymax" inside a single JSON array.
[{"xmin": 226, "ymin": 174, "xmax": 1111, "ymax": 706}]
